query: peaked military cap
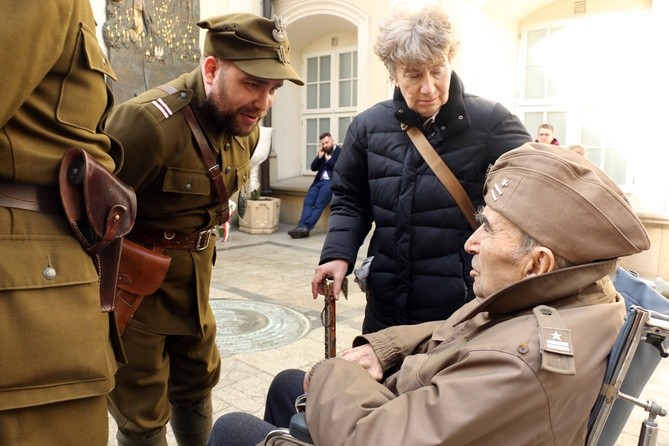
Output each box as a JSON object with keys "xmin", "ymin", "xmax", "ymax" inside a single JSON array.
[
  {"xmin": 197, "ymin": 13, "xmax": 304, "ymax": 85},
  {"xmin": 484, "ymin": 142, "xmax": 650, "ymax": 264}
]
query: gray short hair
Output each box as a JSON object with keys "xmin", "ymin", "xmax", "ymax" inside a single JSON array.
[
  {"xmin": 514, "ymin": 233, "xmax": 573, "ymax": 270},
  {"xmin": 373, "ymin": 3, "xmax": 459, "ymax": 79}
]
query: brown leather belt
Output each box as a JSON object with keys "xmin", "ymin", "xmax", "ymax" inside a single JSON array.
[
  {"xmin": 0, "ymin": 181, "xmax": 63, "ymax": 213},
  {"xmin": 129, "ymin": 226, "xmax": 214, "ymax": 251}
]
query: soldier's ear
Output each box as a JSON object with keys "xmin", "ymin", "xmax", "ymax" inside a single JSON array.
[{"xmin": 202, "ymin": 56, "xmax": 219, "ymax": 86}]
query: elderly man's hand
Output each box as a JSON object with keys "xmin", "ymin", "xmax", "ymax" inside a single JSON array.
[
  {"xmin": 340, "ymin": 344, "xmax": 383, "ymax": 381},
  {"xmin": 303, "ymin": 344, "xmax": 383, "ymax": 392}
]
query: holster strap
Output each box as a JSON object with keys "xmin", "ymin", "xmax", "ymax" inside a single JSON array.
[
  {"xmin": 0, "ymin": 181, "xmax": 63, "ymax": 214},
  {"xmin": 129, "ymin": 227, "xmax": 213, "ymax": 251}
]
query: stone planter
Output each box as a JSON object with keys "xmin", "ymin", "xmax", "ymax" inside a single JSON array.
[{"xmin": 238, "ymin": 197, "xmax": 281, "ymax": 234}]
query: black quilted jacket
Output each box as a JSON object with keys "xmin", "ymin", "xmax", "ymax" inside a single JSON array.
[{"xmin": 319, "ymin": 72, "xmax": 531, "ymax": 333}]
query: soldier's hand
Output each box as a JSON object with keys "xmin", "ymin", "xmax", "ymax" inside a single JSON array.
[
  {"xmin": 340, "ymin": 344, "xmax": 383, "ymax": 382},
  {"xmin": 311, "ymin": 260, "xmax": 348, "ymax": 300}
]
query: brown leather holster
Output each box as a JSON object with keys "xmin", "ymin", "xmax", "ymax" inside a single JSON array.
[
  {"xmin": 58, "ymin": 147, "xmax": 137, "ymax": 312},
  {"xmin": 114, "ymin": 239, "xmax": 171, "ymax": 335}
]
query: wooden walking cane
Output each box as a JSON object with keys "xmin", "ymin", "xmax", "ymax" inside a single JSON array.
[{"xmin": 321, "ymin": 278, "xmax": 348, "ymax": 359}]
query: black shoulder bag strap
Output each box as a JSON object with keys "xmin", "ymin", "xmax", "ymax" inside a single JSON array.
[
  {"xmin": 157, "ymin": 85, "xmax": 230, "ymax": 223},
  {"xmin": 404, "ymin": 125, "xmax": 480, "ymax": 231}
]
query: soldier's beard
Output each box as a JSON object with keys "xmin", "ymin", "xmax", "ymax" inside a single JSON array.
[{"xmin": 204, "ymin": 82, "xmax": 265, "ymax": 137}]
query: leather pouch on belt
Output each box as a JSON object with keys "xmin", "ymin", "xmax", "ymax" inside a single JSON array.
[
  {"xmin": 115, "ymin": 239, "xmax": 171, "ymax": 335},
  {"xmin": 59, "ymin": 147, "xmax": 137, "ymax": 312}
]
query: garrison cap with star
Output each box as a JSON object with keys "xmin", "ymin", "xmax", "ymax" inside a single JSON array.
[
  {"xmin": 483, "ymin": 142, "xmax": 650, "ymax": 265},
  {"xmin": 197, "ymin": 13, "xmax": 304, "ymax": 86}
]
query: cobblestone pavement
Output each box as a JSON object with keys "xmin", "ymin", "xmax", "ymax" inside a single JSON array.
[{"xmin": 109, "ymin": 223, "xmax": 669, "ymax": 445}]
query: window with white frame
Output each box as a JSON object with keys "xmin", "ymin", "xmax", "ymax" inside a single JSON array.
[
  {"xmin": 518, "ymin": 11, "xmax": 653, "ymax": 191},
  {"xmin": 303, "ymin": 49, "xmax": 357, "ymax": 172}
]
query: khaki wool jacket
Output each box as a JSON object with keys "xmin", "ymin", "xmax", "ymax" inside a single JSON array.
[
  {"xmin": 105, "ymin": 69, "xmax": 257, "ymax": 334},
  {"xmin": 0, "ymin": 1, "xmax": 119, "ymax": 410},
  {"xmin": 306, "ymin": 260, "xmax": 625, "ymax": 445}
]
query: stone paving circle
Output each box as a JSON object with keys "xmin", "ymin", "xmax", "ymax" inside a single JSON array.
[{"xmin": 210, "ymin": 299, "xmax": 311, "ymax": 356}]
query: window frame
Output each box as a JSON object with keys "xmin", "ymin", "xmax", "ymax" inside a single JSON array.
[
  {"xmin": 301, "ymin": 46, "xmax": 358, "ymax": 174},
  {"xmin": 517, "ymin": 19, "xmax": 638, "ymax": 190}
]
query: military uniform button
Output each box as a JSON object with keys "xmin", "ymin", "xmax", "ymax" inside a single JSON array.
[
  {"xmin": 517, "ymin": 343, "xmax": 529, "ymax": 354},
  {"xmin": 180, "ymin": 92, "xmax": 188, "ymax": 99},
  {"xmin": 224, "ymin": 143, "xmax": 231, "ymax": 151},
  {"xmin": 102, "ymin": 57, "xmax": 108, "ymax": 65},
  {"xmin": 224, "ymin": 166, "xmax": 231, "ymax": 174},
  {"xmin": 184, "ymin": 183, "xmax": 192, "ymax": 192},
  {"xmin": 43, "ymin": 266, "xmax": 57, "ymax": 280}
]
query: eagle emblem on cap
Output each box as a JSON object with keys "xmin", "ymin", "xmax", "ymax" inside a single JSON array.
[{"xmin": 272, "ymin": 15, "xmax": 287, "ymax": 42}]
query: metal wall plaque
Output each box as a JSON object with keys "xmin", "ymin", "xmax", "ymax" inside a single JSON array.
[{"xmin": 103, "ymin": 0, "xmax": 201, "ymax": 103}]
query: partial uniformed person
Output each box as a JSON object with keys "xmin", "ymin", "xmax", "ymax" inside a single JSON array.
[
  {"xmin": 207, "ymin": 142, "xmax": 651, "ymax": 446},
  {"xmin": 0, "ymin": 1, "xmax": 123, "ymax": 445},
  {"xmin": 104, "ymin": 12, "xmax": 303, "ymax": 446}
]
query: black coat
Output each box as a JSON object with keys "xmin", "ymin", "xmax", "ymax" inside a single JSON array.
[{"xmin": 319, "ymin": 72, "xmax": 531, "ymax": 333}]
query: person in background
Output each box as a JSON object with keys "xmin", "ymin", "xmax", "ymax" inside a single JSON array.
[
  {"xmin": 0, "ymin": 1, "xmax": 124, "ymax": 444},
  {"xmin": 288, "ymin": 132, "xmax": 341, "ymax": 239},
  {"xmin": 104, "ymin": 13, "xmax": 303, "ymax": 446},
  {"xmin": 535, "ymin": 123, "xmax": 560, "ymax": 145},
  {"xmin": 207, "ymin": 142, "xmax": 650, "ymax": 446},
  {"xmin": 311, "ymin": 3, "xmax": 531, "ymax": 333}
]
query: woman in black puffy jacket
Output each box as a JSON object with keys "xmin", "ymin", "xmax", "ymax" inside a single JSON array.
[{"xmin": 311, "ymin": 4, "xmax": 531, "ymax": 333}]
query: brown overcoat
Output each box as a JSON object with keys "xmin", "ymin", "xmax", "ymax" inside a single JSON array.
[{"xmin": 306, "ymin": 260, "xmax": 625, "ymax": 445}]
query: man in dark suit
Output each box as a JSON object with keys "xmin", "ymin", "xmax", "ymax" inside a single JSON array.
[{"xmin": 289, "ymin": 132, "xmax": 341, "ymax": 238}]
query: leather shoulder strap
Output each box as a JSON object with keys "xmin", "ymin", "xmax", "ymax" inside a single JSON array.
[
  {"xmin": 157, "ymin": 85, "xmax": 229, "ymax": 224},
  {"xmin": 404, "ymin": 125, "xmax": 480, "ymax": 230}
]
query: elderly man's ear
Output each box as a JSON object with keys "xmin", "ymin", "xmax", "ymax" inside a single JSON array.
[{"xmin": 524, "ymin": 247, "xmax": 557, "ymax": 277}]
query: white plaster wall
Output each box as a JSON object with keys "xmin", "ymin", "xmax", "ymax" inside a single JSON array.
[{"xmin": 457, "ymin": 6, "xmax": 520, "ymax": 110}]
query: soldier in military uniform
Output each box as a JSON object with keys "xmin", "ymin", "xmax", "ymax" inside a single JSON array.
[
  {"xmin": 0, "ymin": 1, "xmax": 123, "ymax": 445},
  {"xmin": 104, "ymin": 13, "xmax": 303, "ymax": 446}
]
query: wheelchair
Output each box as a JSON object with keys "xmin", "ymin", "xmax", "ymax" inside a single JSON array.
[{"xmin": 264, "ymin": 268, "xmax": 669, "ymax": 446}]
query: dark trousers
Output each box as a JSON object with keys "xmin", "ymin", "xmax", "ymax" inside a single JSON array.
[
  {"xmin": 207, "ymin": 369, "xmax": 305, "ymax": 446},
  {"xmin": 297, "ymin": 180, "xmax": 332, "ymax": 230}
]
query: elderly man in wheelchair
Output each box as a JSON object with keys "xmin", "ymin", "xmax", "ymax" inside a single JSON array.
[{"xmin": 207, "ymin": 143, "xmax": 669, "ymax": 446}]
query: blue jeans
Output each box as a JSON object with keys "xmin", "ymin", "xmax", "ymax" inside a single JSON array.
[
  {"xmin": 297, "ymin": 180, "xmax": 332, "ymax": 230},
  {"xmin": 207, "ymin": 369, "xmax": 305, "ymax": 446}
]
